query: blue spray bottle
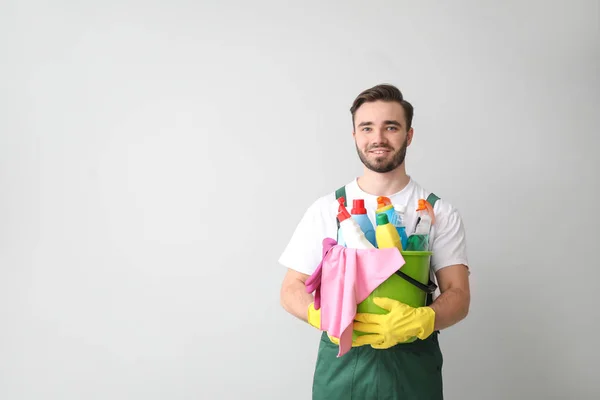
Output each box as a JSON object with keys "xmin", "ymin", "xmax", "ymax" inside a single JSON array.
[{"xmin": 393, "ymin": 204, "xmax": 409, "ymax": 250}]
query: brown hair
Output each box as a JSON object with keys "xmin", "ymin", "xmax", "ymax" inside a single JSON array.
[{"xmin": 350, "ymin": 84, "xmax": 414, "ymax": 130}]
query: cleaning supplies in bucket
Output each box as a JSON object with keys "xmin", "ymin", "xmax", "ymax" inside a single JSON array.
[
  {"xmin": 337, "ymin": 199, "xmax": 377, "ymax": 248},
  {"xmin": 336, "ymin": 197, "xmax": 375, "ymax": 249},
  {"xmin": 353, "ymin": 197, "xmax": 436, "ymax": 343},
  {"xmin": 375, "ymin": 213, "xmax": 403, "ymax": 252},
  {"xmin": 393, "ymin": 204, "xmax": 408, "ymax": 250},
  {"xmin": 406, "ymin": 199, "xmax": 435, "ymax": 251},
  {"xmin": 376, "ymin": 196, "xmax": 407, "ymax": 246}
]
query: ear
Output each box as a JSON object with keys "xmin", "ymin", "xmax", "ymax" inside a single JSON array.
[{"xmin": 406, "ymin": 127, "xmax": 414, "ymax": 146}]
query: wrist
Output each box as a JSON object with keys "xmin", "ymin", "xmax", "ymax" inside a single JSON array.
[{"xmin": 417, "ymin": 306, "xmax": 436, "ymax": 338}]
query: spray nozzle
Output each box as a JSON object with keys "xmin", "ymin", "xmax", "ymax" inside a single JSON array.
[
  {"xmin": 376, "ymin": 196, "xmax": 392, "ymax": 209},
  {"xmin": 416, "ymin": 199, "xmax": 436, "ymax": 225},
  {"xmin": 336, "ymin": 197, "xmax": 351, "ymax": 222}
]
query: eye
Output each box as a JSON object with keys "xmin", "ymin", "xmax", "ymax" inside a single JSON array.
[
  {"xmin": 362, "ymin": 127, "xmax": 372, "ymax": 132},
  {"xmin": 387, "ymin": 126, "xmax": 398, "ymax": 131}
]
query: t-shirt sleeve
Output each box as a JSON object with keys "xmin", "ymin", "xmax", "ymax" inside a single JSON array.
[
  {"xmin": 278, "ymin": 198, "xmax": 335, "ymax": 276},
  {"xmin": 430, "ymin": 200, "xmax": 469, "ymax": 273}
]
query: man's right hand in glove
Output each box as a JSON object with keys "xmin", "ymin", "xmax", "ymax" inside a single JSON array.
[{"xmin": 280, "ymin": 268, "xmax": 381, "ymax": 347}]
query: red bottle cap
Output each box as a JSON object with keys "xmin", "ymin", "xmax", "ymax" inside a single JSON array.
[{"xmin": 351, "ymin": 199, "xmax": 367, "ymax": 214}]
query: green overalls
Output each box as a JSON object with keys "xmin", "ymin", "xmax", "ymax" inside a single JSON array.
[{"xmin": 311, "ymin": 187, "xmax": 444, "ymax": 400}]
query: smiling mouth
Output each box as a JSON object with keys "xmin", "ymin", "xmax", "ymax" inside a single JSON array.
[{"xmin": 369, "ymin": 149, "xmax": 391, "ymax": 155}]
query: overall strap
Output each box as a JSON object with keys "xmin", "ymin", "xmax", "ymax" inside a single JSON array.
[
  {"xmin": 426, "ymin": 192, "xmax": 440, "ymax": 208},
  {"xmin": 335, "ymin": 186, "xmax": 346, "ymax": 205}
]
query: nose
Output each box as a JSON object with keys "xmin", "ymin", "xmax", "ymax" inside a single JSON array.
[{"xmin": 371, "ymin": 128, "xmax": 387, "ymax": 146}]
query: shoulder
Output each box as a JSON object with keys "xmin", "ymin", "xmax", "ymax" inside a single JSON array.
[
  {"xmin": 410, "ymin": 180, "xmax": 462, "ymax": 219},
  {"xmin": 429, "ymin": 195, "xmax": 465, "ymax": 234},
  {"xmin": 409, "ymin": 181, "xmax": 467, "ymax": 243},
  {"xmin": 282, "ymin": 185, "xmax": 342, "ymax": 241},
  {"xmin": 305, "ymin": 181, "xmax": 353, "ymax": 218},
  {"xmin": 432, "ymin": 197, "xmax": 462, "ymax": 221},
  {"xmin": 299, "ymin": 190, "xmax": 333, "ymax": 216},
  {"xmin": 410, "ymin": 183, "xmax": 469, "ymax": 270},
  {"xmin": 277, "ymin": 183, "xmax": 347, "ymax": 275}
]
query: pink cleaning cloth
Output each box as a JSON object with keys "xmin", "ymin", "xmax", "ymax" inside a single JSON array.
[{"xmin": 305, "ymin": 238, "xmax": 405, "ymax": 357}]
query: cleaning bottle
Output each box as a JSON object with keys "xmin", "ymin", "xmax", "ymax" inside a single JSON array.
[
  {"xmin": 376, "ymin": 196, "xmax": 407, "ymax": 241},
  {"xmin": 406, "ymin": 199, "xmax": 435, "ymax": 251},
  {"xmin": 376, "ymin": 196, "xmax": 397, "ymax": 226},
  {"xmin": 336, "ymin": 198, "xmax": 377, "ymax": 248},
  {"xmin": 356, "ymin": 207, "xmax": 432, "ymax": 344},
  {"xmin": 336, "ymin": 198, "xmax": 375, "ymax": 249},
  {"xmin": 351, "ymin": 199, "xmax": 377, "ymax": 247},
  {"xmin": 393, "ymin": 204, "xmax": 409, "ymax": 250},
  {"xmin": 375, "ymin": 213, "xmax": 403, "ymax": 252}
]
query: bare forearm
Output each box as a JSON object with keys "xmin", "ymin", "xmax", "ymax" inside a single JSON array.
[
  {"xmin": 429, "ymin": 287, "xmax": 470, "ymax": 331},
  {"xmin": 280, "ymin": 280, "xmax": 314, "ymax": 322}
]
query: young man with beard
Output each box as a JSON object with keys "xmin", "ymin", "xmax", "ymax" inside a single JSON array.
[{"xmin": 278, "ymin": 84, "xmax": 470, "ymax": 399}]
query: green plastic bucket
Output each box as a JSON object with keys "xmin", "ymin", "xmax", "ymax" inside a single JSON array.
[{"xmin": 354, "ymin": 250, "xmax": 433, "ymax": 344}]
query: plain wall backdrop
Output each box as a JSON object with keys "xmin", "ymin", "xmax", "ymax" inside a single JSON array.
[{"xmin": 1, "ymin": 1, "xmax": 599, "ymax": 399}]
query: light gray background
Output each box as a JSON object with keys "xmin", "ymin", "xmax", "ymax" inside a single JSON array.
[{"xmin": 1, "ymin": 1, "xmax": 598, "ymax": 399}]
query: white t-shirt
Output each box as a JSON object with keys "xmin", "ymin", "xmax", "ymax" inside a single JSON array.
[{"xmin": 278, "ymin": 177, "xmax": 469, "ymax": 294}]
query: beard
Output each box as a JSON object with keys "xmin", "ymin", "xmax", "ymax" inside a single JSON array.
[{"xmin": 356, "ymin": 136, "xmax": 408, "ymax": 173}]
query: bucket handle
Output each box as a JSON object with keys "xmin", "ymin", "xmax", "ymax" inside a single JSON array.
[{"xmin": 395, "ymin": 270, "xmax": 438, "ymax": 294}]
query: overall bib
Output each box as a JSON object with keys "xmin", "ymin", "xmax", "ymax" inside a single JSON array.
[{"xmin": 311, "ymin": 188, "xmax": 444, "ymax": 400}]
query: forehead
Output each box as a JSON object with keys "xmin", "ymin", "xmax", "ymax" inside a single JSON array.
[{"xmin": 354, "ymin": 100, "xmax": 405, "ymax": 124}]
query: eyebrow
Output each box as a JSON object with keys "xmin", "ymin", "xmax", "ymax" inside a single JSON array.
[{"xmin": 357, "ymin": 120, "xmax": 403, "ymax": 127}]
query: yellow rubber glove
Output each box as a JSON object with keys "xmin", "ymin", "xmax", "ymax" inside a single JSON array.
[
  {"xmin": 307, "ymin": 303, "xmax": 383, "ymax": 347},
  {"xmin": 307, "ymin": 302, "xmax": 321, "ymax": 329},
  {"xmin": 353, "ymin": 297, "xmax": 436, "ymax": 349}
]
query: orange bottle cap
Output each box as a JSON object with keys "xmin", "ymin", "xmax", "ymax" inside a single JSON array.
[{"xmin": 377, "ymin": 196, "xmax": 392, "ymax": 208}]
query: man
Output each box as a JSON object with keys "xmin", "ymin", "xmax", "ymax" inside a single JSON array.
[{"xmin": 279, "ymin": 84, "xmax": 470, "ymax": 399}]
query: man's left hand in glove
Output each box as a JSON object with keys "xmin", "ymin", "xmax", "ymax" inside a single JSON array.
[
  {"xmin": 353, "ymin": 297, "xmax": 436, "ymax": 349},
  {"xmin": 308, "ymin": 302, "xmax": 382, "ymax": 347}
]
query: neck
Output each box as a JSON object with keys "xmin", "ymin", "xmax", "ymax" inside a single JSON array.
[{"xmin": 356, "ymin": 164, "xmax": 410, "ymax": 196}]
